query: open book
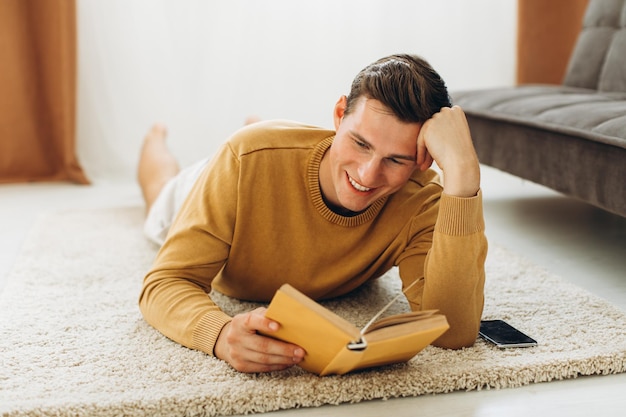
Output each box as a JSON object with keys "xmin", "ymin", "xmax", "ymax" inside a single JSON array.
[{"xmin": 261, "ymin": 284, "xmax": 449, "ymax": 376}]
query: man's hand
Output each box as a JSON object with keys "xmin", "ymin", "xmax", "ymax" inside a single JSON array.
[
  {"xmin": 214, "ymin": 307, "xmax": 305, "ymax": 373},
  {"xmin": 416, "ymin": 106, "xmax": 480, "ymax": 197}
]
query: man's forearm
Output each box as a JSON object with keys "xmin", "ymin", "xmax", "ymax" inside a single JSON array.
[{"xmin": 422, "ymin": 193, "xmax": 487, "ymax": 348}]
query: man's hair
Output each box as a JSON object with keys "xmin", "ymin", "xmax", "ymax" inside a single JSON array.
[{"xmin": 345, "ymin": 54, "xmax": 451, "ymax": 123}]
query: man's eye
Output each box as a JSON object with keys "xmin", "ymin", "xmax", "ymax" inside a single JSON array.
[
  {"xmin": 354, "ymin": 140, "xmax": 368, "ymax": 149},
  {"xmin": 388, "ymin": 158, "xmax": 403, "ymax": 165}
]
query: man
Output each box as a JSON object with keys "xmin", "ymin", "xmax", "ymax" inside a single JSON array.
[{"xmin": 138, "ymin": 54, "xmax": 487, "ymax": 373}]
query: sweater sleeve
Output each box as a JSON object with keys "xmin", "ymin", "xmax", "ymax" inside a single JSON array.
[
  {"xmin": 400, "ymin": 191, "xmax": 487, "ymax": 349},
  {"xmin": 138, "ymin": 142, "xmax": 240, "ymax": 357}
]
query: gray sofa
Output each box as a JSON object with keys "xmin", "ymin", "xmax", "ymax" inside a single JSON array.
[{"xmin": 453, "ymin": 0, "xmax": 626, "ymax": 217}]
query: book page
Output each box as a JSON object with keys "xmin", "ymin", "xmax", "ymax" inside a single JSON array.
[{"xmin": 363, "ymin": 310, "xmax": 439, "ymax": 334}]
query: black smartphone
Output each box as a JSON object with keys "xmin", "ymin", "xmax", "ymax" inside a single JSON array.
[{"xmin": 479, "ymin": 319, "xmax": 537, "ymax": 348}]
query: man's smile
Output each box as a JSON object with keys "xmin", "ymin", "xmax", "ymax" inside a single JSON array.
[{"xmin": 347, "ymin": 174, "xmax": 373, "ymax": 192}]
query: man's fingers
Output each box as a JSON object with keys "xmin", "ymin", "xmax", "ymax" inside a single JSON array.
[
  {"xmin": 236, "ymin": 333, "xmax": 303, "ymax": 363},
  {"xmin": 242, "ymin": 307, "xmax": 276, "ymax": 333},
  {"xmin": 419, "ymin": 153, "xmax": 433, "ymax": 171},
  {"xmin": 219, "ymin": 308, "xmax": 306, "ymax": 373},
  {"xmin": 416, "ymin": 127, "xmax": 428, "ymax": 166},
  {"xmin": 228, "ymin": 334, "xmax": 305, "ymax": 373},
  {"xmin": 416, "ymin": 119, "xmax": 435, "ymax": 171}
]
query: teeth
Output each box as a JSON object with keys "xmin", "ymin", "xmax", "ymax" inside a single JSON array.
[{"xmin": 349, "ymin": 176, "xmax": 371, "ymax": 192}]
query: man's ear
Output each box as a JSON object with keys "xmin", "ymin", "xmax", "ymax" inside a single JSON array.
[{"xmin": 333, "ymin": 95, "xmax": 348, "ymax": 130}]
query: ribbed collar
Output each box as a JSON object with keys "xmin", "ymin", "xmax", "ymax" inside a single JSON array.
[{"xmin": 308, "ymin": 135, "xmax": 388, "ymax": 227}]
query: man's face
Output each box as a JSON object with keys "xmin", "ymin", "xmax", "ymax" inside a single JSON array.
[{"xmin": 319, "ymin": 97, "xmax": 421, "ymax": 214}]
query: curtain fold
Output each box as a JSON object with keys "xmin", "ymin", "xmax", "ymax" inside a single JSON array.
[{"xmin": 0, "ymin": 0, "xmax": 88, "ymax": 184}]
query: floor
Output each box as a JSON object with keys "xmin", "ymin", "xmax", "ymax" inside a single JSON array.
[{"xmin": 1, "ymin": 166, "xmax": 625, "ymax": 416}]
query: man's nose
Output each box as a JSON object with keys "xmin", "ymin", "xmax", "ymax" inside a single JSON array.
[{"xmin": 358, "ymin": 157, "xmax": 382, "ymax": 185}]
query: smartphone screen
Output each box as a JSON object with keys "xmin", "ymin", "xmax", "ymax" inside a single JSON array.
[{"xmin": 479, "ymin": 320, "xmax": 537, "ymax": 348}]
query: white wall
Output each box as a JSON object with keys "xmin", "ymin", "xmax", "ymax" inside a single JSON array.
[{"xmin": 76, "ymin": 0, "xmax": 517, "ymax": 182}]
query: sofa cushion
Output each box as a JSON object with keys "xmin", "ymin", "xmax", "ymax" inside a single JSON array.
[
  {"xmin": 453, "ymin": 85, "xmax": 626, "ymax": 149},
  {"xmin": 564, "ymin": 0, "xmax": 626, "ymax": 92}
]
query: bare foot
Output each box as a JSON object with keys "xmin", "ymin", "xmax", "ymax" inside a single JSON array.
[{"xmin": 137, "ymin": 124, "xmax": 181, "ymax": 213}]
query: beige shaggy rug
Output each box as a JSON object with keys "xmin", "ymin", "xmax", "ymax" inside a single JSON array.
[{"xmin": 1, "ymin": 207, "xmax": 626, "ymax": 417}]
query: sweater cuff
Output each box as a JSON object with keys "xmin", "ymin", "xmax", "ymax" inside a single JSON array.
[
  {"xmin": 192, "ymin": 310, "xmax": 233, "ymax": 356},
  {"xmin": 434, "ymin": 189, "xmax": 485, "ymax": 236}
]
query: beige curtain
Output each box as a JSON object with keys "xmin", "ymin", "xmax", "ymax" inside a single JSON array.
[
  {"xmin": 517, "ymin": 0, "xmax": 589, "ymax": 85},
  {"xmin": 0, "ymin": 0, "xmax": 88, "ymax": 184}
]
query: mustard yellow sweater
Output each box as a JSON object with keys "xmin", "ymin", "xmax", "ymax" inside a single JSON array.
[{"xmin": 139, "ymin": 120, "xmax": 487, "ymax": 355}]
